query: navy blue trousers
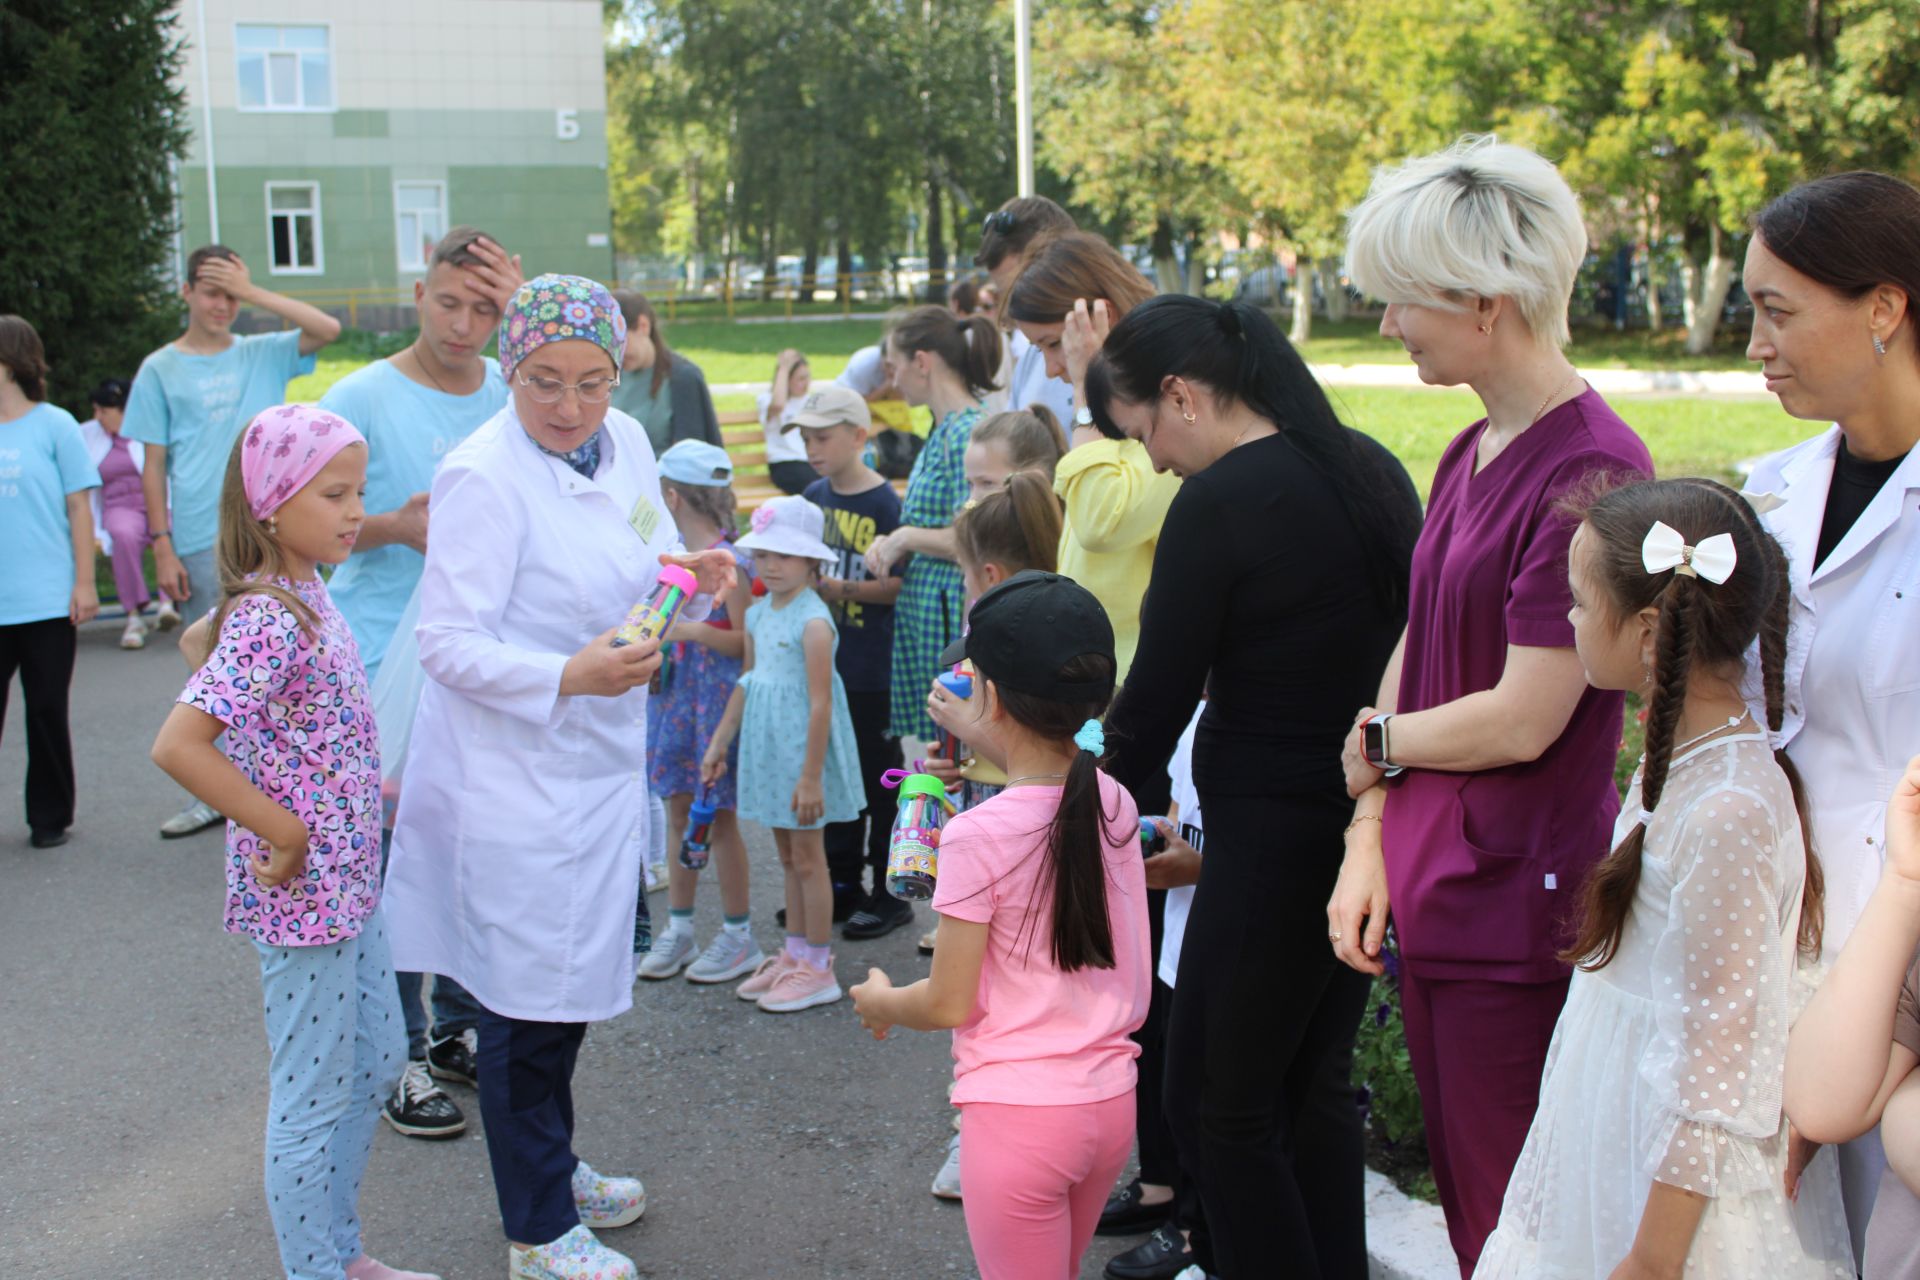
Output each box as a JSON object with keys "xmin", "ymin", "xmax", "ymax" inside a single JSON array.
[{"xmin": 476, "ymin": 1009, "xmax": 586, "ymax": 1246}]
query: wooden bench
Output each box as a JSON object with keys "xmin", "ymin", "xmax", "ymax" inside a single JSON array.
[{"xmin": 719, "ymin": 410, "xmax": 910, "ymax": 516}]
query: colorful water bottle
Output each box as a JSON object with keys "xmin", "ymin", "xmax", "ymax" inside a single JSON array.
[
  {"xmin": 934, "ymin": 670, "xmax": 973, "ymax": 767},
  {"xmin": 884, "ymin": 771, "xmax": 956, "ymax": 901},
  {"xmin": 612, "ymin": 564, "xmax": 700, "ymax": 648},
  {"xmin": 680, "ymin": 786, "xmax": 717, "ymax": 870},
  {"xmin": 1139, "ymin": 815, "xmax": 1167, "ymax": 855}
]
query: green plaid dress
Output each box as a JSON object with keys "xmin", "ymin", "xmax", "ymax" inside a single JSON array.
[{"xmin": 889, "ymin": 405, "xmax": 982, "ymax": 739}]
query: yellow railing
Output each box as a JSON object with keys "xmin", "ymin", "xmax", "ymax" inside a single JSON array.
[{"xmin": 279, "ymin": 267, "xmax": 963, "ymax": 327}]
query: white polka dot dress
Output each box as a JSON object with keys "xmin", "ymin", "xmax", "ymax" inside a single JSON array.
[{"xmin": 1476, "ymin": 732, "xmax": 1855, "ymax": 1278}]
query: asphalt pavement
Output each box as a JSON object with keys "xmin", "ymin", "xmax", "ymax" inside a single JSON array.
[{"xmin": 0, "ymin": 620, "xmax": 1142, "ymax": 1279}]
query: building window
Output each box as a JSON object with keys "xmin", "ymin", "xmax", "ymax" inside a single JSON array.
[
  {"xmin": 395, "ymin": 183, "xmax": 448, "ymax": 273},
  {"xmin": 236, "ymin": 25, "xmax": 333, "ymax": 111},
  {"xmin": 266, "ymin": 183, "xmax": 322, "ymax": 275}
]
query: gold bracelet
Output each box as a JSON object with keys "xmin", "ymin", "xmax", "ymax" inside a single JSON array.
[{"xmin": 1344, "ymin": 814, "xmax": 1383, "ymax": 835}]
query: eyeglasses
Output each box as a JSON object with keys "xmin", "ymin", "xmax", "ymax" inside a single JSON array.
[
  {"xmin": 981, "ymin": 209, "xmax": 1016, "ymax": 237},
  {"xmin": 516, "ymin": 371, "xmax": 620, "ymax": 404}
]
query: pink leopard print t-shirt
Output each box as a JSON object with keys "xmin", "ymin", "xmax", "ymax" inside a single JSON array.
[{"xmin": 180, "ymin": 576, "xmax": 382, "ymax": 946}]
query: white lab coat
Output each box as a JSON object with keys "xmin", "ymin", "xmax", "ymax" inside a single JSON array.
[
  {"xmin": 1745, "ymin": 426, "xmax": 1920, "ymax": 956},
  {"xmin": 383, "ymin": 404, "xmax": 705, "ymax": 1023}
]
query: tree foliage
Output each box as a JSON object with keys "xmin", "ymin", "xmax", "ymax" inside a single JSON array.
[{"xmin": 1, "ymin": 0, "xmax": 189, "ymax": 415}]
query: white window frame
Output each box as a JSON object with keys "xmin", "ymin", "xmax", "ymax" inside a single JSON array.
[
  {"xmin": 264, "ymin": 181, "xmax": 324, "ymax": 276},
  {"xmin": 234, "ymin": 22, "xmax": 335, "ymax": 113},
  {"xmin": 394, "ymin": 181, "xmax": 449, "ymax": 274}
]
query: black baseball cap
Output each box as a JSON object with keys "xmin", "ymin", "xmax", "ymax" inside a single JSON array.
[{"xmin": 939, "ymin": 571, "xmax": 1116, "ymax": 698}]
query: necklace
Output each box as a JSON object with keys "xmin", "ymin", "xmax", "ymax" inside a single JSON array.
[
  {"xmin": 407, "ymin": 345, "xmax": 453, "ymax": 395},
  {"xmin": 1667, "ymin": 713, "xmax": 1748, "ymax": 757},
  {"xmin": 1531, "ymin": 370, "xmax": 1583, "ymax": 424},
  {"xmin": 1003, "ymin": 771, "xmax": 1066, "ymax": 787},
  {"xmin": 1229, "ymin": 419, "xmax": 1275, "ymax": 449}
]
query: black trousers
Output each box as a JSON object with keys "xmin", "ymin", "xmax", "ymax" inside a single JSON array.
[
  {"xmin": 1164, "ymin": 790, "xmax": 1371, "ymax": 1280},
  {"xmin": 769, "ymin": 459, "xmax": 819, "ymax": 496},
  {"xmin": 0, "ymin": 617, "xmax": 77, "ymax": 836},
  {"xmin": 824, "ymin": 687, "xmax": 902, "ymax": 896},
  {"xmin": 476, "ymin": 1008, "xmax": 587, "ymax": 1247}
]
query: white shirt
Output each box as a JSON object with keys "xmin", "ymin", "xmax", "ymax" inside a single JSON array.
[
  {"xmin": 384, "ymin": 405, "xmax": 705, "ymax": 1022},
  {"xmin": 756, "ymin": 390, "xmax": 809, "ymax": 465},
  {"xmin": 1745, "ymin": 426, "xmax": 1920, "ymax": 957},
  {"xmin": 1158, "ymin": 708, "xmax": 1205, "ymax": 989},
  {"xmin": 1006, "ymin": 331, "xmax": 1076, "ymax": 442}
]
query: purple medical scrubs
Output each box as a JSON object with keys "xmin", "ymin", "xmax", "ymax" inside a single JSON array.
[{"xmin": 1382, "ymin": 389, "xmax": 1651, "ymax": 1274}]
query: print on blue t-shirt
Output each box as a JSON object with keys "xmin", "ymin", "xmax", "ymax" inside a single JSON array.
[
  {"xmin": 803, "ymin": 475, "xmax": 901, "ymax": 694},
  {"xmin": 120, "ymin": 329, "xmax": 315, "ymax": 556},
  {"xmin": 320, "ymin": 357, "xmax": 508, "ymax": 679},
  {"xmin": 0, "ymin": 403, "xmax": 101, "ymax": 625}
]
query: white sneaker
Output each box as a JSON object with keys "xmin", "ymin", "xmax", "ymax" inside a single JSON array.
[
  {"xmin": 154, "ymin": 600, "xmax": 182, "ymax": 631},
  {"xmin": 636, "ymin": 928, "xmax": 694, "ymax": 980},
  {"xmin": 643, "ymin": 857, "xmax": 668, "ymax": 894},
  {"xmin": 685, "ymin": 929, "xmax": 765, "ymax": 984},
  {"xmin": 931, "ymin": 1133, "xmax": 962, "ymax": 1199},
  {"xmin": 507, "ymin": 1226, "xmax": 636, "ymax": 1280},
  {"xmin": 571, "ymin": 1159, "xmax": 645, "ymax": 1228},
  {"xmin": 120, "ymin": 615, "xmax": 148, "ymax": 649},
  {"xmin": 159, "ymin": 799, "xmax": 222, "ymax": 839}
]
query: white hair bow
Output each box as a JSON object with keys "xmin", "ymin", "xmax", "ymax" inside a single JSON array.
[{"xmin": 1642, "ymin": 521, "xmax": 1737, "ymax": 584}]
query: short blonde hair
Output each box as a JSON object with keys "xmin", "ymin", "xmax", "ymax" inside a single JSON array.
[{"xmin": 1345, "ymin": 136, "xmax": 1586, "ymax": 349}]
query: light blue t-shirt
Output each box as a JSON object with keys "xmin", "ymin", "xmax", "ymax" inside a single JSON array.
[
  {"xmin": 121, "ymin": 329, "xmax": 315, "ymax": 556},
  {"xmin": 0, "ymin": 403, "xmax": 101, "ymax": 625},
  {"xmin": 319, "ymin": 356, "xmax": 508, "ymax": 679}
]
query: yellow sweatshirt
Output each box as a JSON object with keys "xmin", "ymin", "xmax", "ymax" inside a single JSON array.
[{"xmin": 1053, "ymin": 437, "xmax": 1181, "ymax": 681}]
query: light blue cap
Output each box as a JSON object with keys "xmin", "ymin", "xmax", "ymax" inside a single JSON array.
[{"xmin": 659, "ymin": 439, "xmax": 734, "ymax": 487}]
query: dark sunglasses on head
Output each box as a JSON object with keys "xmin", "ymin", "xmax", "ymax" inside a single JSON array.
[{"xmin": 981, "ymin": 209, "xmax": 1016, "ymax": 237}]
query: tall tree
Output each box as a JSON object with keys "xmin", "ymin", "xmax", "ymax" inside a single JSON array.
[{"xmin": 1, "ymin": 0, "xmax": 189, "ymax": 415}]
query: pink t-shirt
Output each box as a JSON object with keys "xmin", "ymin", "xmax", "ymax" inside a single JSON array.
[
  {"xmin": 931, "ymin": 772, "xmax": 1152, "ymax": 1106},
  {"xmin": 180, "ymin": 576, "xmax": 382, "ymax": 946}
]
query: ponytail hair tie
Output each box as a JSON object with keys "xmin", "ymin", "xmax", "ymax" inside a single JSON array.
[
  {"xmin": 1073, "ymin": 719, "xmax": 1106, "ymax": 755},
  {"xmin": 1637, "ymin": 807, "xmax": 1655, "ymax": 828}
]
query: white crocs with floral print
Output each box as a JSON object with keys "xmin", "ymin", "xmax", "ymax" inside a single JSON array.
[
  {"xmin": 508, "ymin": 1225, "xmax": 636, "ymax": 1280},
  {"xmin": 571, "ymin": 1160, "xmax": 646, "ymax": 1228}
]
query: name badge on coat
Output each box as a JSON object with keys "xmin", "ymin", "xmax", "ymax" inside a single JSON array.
[{"xmin": 628, "ymin": 493, "xmax": 662, "ymax": 543}]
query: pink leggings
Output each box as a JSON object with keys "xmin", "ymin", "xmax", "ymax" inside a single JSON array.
[
  {"xmin": 102, "ymin": 506, "xmax": 152, "ymax": 613},
  {"xmin": 959, "ymin": 1092, "xmax": 1135, "ymax": 1280}
]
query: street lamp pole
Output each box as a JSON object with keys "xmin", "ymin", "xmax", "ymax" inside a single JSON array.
[{"xmin": 1013, "ymin": 0, "xmax": 1034, "ymax": 197}]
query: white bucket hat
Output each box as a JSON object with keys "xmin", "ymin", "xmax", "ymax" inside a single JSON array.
[{"xmin": 736, "ymin": 495, "xmax": 836, "ymax": 566}]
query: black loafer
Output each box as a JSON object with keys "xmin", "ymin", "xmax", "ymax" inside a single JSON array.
[
  {"xmin": 1104, "ymin": 1225, "xmax": 1193, "ymax": 1280},
  {"xmin": 29, "ymin": 828, "xmax": 69, "ymax": 849},
  {"xmin": 1097, "ymin": 1178, "xmax": 1174, "ymax": 1237}
]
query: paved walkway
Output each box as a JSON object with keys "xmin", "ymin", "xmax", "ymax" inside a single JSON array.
[{"xmin": 0, "ymin": 623, "xmax": 1453, "ymax": 1278}]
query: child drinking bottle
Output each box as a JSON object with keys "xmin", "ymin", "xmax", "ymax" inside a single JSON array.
[
  {"xmin": 934, "ymin": 670, "xmax": 973, "ymax": 769},
  {"xmin": 680, "ymin": 786, "xmax": 717, "ymax": 870},
  {"xmin": 884, "ymin": 771, "xmax": 956, "ymax": 901},
  {"xmin": 612, "ymin": 564, "xmax": 700, "ymax": 648}
]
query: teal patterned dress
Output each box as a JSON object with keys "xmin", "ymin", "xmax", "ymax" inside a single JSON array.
[
  {"xmin": 889, "ymin": 404, "xmax": 981, "ymax": 739},
  {"xmin": 735, "ymin": 589, "xmax": 866, "ymax": 831}
]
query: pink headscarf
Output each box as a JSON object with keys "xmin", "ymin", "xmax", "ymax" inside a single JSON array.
[{"xmin": 240, "ymin": 405, "xmax": 366, "ymax": 520}]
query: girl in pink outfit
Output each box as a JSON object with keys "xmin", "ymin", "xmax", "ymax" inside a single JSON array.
[
  {"xmin": 852, "ymin": 571, "xmax": 1151, "ymax": 1280},
  {"xmin": 79, "ymin": 378, "xmax": 178, "ymax": 648}
]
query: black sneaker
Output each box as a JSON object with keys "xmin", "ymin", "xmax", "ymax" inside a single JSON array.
[
  {"xmin": 1097, "ymin": 1178, "xmax": 1174, "ymax": 1237},
  {"xmin": 843, "ymin": 891, "xmax": 914, "ymax": 940},
  {"xmin": 426, "ymin": 1027, "xmax": 478, "ymax": 1087},
  {"xmin": 1103, "ymin": 1224, "xmax": 1193, "ymax": 1280},
  {"xmin": 381, "ymin": 1059, "xmax": 466, "ymax": 1139}
]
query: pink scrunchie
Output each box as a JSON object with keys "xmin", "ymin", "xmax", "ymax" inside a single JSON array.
[{"xmin": 240, "ymin": 404, "xmax": 366, "ymax": 520}]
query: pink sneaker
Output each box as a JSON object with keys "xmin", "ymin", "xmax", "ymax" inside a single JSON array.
[
  {"xmin": 758, "ymin": 956, "xmax": 842, "ymax": 1013},
  {"xmin": 344, "ymin": 1257, "xmax": 441, "ymax": 1280},
  {"xmin": 736, "ymin": 951, "xmax": 797, "ymax": 1001}
]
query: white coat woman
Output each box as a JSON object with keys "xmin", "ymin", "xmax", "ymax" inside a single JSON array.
[
  {"xmin": 1741, "ymin": 173, "xmax": 1920, "ymax": 1267},
  {"xmin": 383, "ymin": 274, "xmax": 736, "ymax": 1280}
]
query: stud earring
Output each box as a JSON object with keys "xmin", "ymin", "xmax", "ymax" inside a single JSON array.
[
  {"xmin": 1479, "ymin": 323, "xmax": 1492, "ymax": 335},
  {"xmin": 1873, "ymin": 333, "xmax": 1888, "ymax": 357},
  {"xmin": 268, "ymin": 516, "xmax": 278, "ymax": 536}
]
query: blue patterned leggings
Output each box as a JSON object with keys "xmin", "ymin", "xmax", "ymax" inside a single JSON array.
[{"xmin": 254, "ymin": 909, "xmax": 407, "ymax": 1280}]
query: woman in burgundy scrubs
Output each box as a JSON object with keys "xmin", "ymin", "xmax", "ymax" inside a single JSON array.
[{"xmin": 1327, "ymin": 137, "xmax": 1652, "ymax": 1277}]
